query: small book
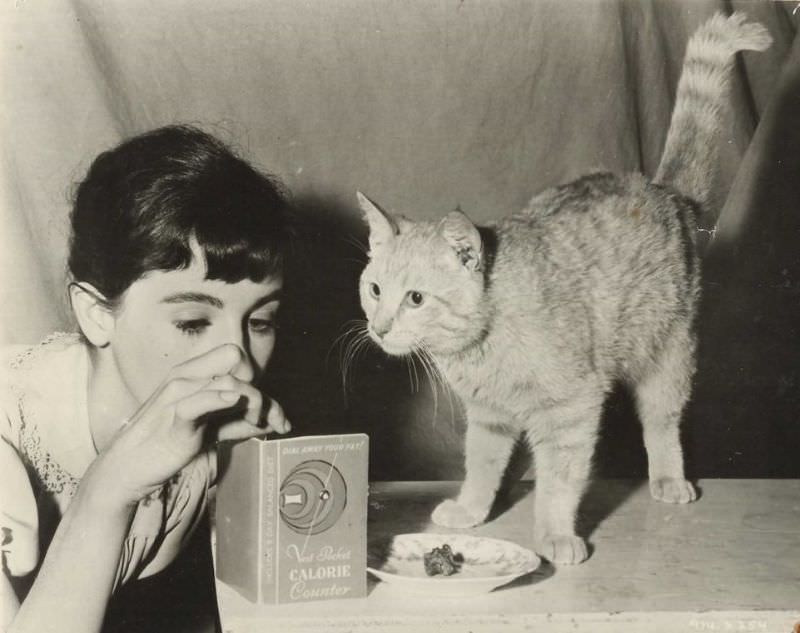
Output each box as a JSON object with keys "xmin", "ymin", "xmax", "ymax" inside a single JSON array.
[{"xmin": 215, "ymin": 433, "xmax": 369, "ymax": 604}]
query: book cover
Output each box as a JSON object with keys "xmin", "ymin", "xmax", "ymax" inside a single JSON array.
[{"xmin": 215, "ymin": 433, "xmax": 369, "ymax": 604}]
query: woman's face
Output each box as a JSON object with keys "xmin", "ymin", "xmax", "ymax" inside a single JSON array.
[{"xmin": 106, "ymin": 253, "xmax": 282, "ymax": 405}]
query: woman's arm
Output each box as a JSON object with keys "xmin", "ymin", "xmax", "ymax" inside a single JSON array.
[
  {"xmin": 6, "ymin": 469, "xmax": 134, "ymax": 633},
  {"xmin": 4, "ymin": 344, "xmax": 290, "ymax": 632},
  {"xmin": 1, "ymin": 575, "xmax": 19, "ymax": 631}
]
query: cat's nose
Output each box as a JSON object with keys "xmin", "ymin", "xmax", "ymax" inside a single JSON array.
[{"xmin": 372, "ymin": 320, "xmax": 392, "ymax": 339}]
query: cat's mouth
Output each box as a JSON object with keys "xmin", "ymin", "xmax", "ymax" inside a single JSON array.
[
  {"xmin": 374, "ymin": 338, "xmax": 413, "ymax": 357},
  {"xmin": 367, "ymin": 327, "xmax": 415, "ymax": 357}
]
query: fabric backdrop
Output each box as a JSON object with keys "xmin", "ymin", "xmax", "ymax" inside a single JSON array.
[{"xmin": 1, "ymin": 0, "xmax": 798, "ymax": 482}]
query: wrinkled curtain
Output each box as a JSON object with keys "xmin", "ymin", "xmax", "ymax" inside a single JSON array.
[{"xmin": 1, "ymin": 0, "xmax": 797, "ymax": 479}]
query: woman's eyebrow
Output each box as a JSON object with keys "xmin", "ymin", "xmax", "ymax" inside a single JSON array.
[
  {"xmin": 161, "ymin": 292, "xmax": 224, "ymax": 308},
  {"xmin": 251, "ymin": 289, "xmax": 282, "ymax": 309}
]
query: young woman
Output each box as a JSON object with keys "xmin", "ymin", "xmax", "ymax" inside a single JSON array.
[{"xmin": 1, "ymin": 125, "xmax": 294, "ymax": 632}]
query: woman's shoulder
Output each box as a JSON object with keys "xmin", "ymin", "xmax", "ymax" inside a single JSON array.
[
  {"xmin": 2, "ymin": 332, "xmax": 86, "ymax": 414},
  {"xmin": 2, "ymin": 331, "xmax": 85, "ymax": 426},
  {"xmin": 0, "ymin": 334, "xmax": 89, "ymax": 584},
  {"xmin": 1, "ymin": 332, "xmax": 92, "ymax": 499},
  {"xmin": 2, "ymin": 332, "xmax": 84, "ymax": 374}
]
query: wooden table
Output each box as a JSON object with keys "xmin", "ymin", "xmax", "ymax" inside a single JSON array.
[{"xmin": 214, "ymin": 479, "xmax": 800, "ymax": 632}]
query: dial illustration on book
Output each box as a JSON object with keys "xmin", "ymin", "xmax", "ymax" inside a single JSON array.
[{"xmin": 279, "ymin": 460, "xmax": 348, "ymax": 535}]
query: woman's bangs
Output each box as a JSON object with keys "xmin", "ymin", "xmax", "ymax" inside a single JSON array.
[{"xmin": 196, "ymin": 229, "xmax": 284, "ymax": 284}]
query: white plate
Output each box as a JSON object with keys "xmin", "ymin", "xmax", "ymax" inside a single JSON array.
[{"xmin": 367, "ymin": 533, "xmax": 540, "ymax": 597}]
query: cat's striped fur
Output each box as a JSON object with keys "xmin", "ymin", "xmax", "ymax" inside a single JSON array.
[{"xmin": 356, "ymin": 13, "xmax": 770, "ymax": 565}]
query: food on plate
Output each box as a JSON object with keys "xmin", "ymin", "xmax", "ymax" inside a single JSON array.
[{"xmin": 423, "ymin": 544, "xmax": 464, "ymax": 577}]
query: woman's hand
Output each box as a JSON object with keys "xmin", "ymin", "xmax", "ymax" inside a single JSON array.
[{"xmin": 84, "ymin": 344, "xmax": 290, "ymax": 508}]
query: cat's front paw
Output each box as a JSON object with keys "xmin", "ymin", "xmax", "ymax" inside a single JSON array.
[
  {"xmin": 534, "ymin": 534, "xmax": 589, "ymax": 565},
  {"xmin": 650, "ymin": 477, "xmax": 697, "ymax": 504},
  {"xmin": 431, "ymin": 499, "xmax": 485, "ymax": 529}
]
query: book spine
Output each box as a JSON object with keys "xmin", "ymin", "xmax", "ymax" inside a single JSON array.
[
  {"xmin": 214, "ymin": 440, "xmax": 260, "ymax": 603},
  {"xmin": 259, "ymin": 439, "xmax": 279, "ymax": 603}
]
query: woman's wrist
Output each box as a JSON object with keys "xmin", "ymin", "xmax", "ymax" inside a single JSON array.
[{"xmin": 77, "ymin": 456, "xmax": 141, "ymax": 515}]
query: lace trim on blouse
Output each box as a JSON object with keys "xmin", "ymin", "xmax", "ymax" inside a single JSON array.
[{"xmin": 9, "ymin": 332, "xmax": 81, "ymax": 497}]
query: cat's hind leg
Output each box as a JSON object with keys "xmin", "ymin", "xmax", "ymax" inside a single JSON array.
[
  {"xmin": 634, "ymin": 325, "xmax": 698, "ymax": 504},
  {"xmin": 431, "ymin": 405, "xmax": 517, "ymax": 529},
  {"xmin": 528, "ymin": 393, "xmax": 603, "ymax": 565}
]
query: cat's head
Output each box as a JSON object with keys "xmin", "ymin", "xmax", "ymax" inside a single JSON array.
[{"xmin": 356, "ymin": 191, "xmax": 489, "ymax": 357}]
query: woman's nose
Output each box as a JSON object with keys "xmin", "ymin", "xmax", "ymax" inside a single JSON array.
[
  {"xmin": 221, "ymin": 326, "xmax": 254, "ymax": 383},
  {"xmin": 228, "ymin": 345, "xmax": 255, "ymax": 384}
]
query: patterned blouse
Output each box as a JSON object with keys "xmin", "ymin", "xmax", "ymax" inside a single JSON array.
[{"xmin": 0, "ymin": 333, "xmax": 216, "ymax": 591}]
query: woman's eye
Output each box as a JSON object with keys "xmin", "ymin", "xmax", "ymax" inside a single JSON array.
[
  {"xmin": 406, "ymin": 291, "xmax": 425, "ymax": 307},
  {"xmin": 175, "ymin": 319, "xmax": 210, "ymax": 336},
  {"xmin": 249, "ymin": 318, "xmax": 276, "ymax": 334},
  {"xmin": 369, "ymin": 282, "xmax": 381, "ymax": 299}
]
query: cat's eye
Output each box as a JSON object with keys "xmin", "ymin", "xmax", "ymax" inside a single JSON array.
[
  {"xmin": 369, "ymin": 282, "xmax": 381, "ymax": 299},
  {"xmin": 406, "ymin": 291, "xmax": 425, "ymax": 307}
]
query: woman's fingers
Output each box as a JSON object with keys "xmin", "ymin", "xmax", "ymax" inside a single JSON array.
[
  {"xmin": 216, "ymin": 419, "xmax": 270, "ymax": 442},
  {"xmin": 149, "ymin": 373, "xmax": 262, "ymax": 426},
  {"xmin": 172, "ymin": 379, "xmax": 278, "ymax": 440},
  {"xmin": 213, "ymin": 398, "xmax": 291, "ymax": 441},
  {"xmin": 263, "ymin": 398, "xmax": 291, "ymax": 435},
  {"xmin": 204, "ymin": 375, "xmax": 262, "ymax": 427},
  {"xmin": 173, "ymin": 390, "xmax": 244, "ymax": 431},
  {"xmin": 126, "ymin": 351, "xmax": 287, "ymax": 445},
  {"xmin": 97, "ymin": 347, "xmax": 281, "ymax": 506}
]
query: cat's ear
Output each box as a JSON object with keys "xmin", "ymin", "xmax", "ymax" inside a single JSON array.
[
  {"xmin": 440, "ymin": 211, "xmax": 483, "ymax": 272},
  {"xmin": 357, "ymin": 191, "xmax": 398, "ymax": 253},
  {"xmin": 394, "ymin": 214, "xmax": 414, "ymax": 234}
]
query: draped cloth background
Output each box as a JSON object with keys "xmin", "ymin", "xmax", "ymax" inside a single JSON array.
[{"xmin": 2, "ymin": 0, "xmax": 798, "ymax": 483}]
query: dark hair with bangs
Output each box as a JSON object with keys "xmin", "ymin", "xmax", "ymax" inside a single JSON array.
[{"xmin": 68, "ymin": 125, "xmax": 292, "ymax": 303}]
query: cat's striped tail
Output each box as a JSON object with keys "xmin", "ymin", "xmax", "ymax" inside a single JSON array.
[{"xmin": 654, "ymin": 12, "xmax": 771, "ymax": 211}]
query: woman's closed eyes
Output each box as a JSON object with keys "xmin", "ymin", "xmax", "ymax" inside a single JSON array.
[
  {"xmin": 173, "ymin": 315, "xmax": 277, "ymax": 337},
  {"xmin": 174, "ymin": 318, "xmax": 211, "ymax": 336}
]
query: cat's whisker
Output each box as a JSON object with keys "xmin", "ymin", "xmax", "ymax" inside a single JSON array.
[
  {"xmin": 342, "ymin": 257, "xmax": 369, "ymax": 268},
  {"xmin": 341, "ymin": 336, "xmax": 367, "ymax": 404},
  {"xmin": 351, "ymin": 332, "xmax": 374, "ymax": 373},
  {"xmin": 327, "ymin": 319, "xmax": 367, "ymax": 367},
  {"xmin": 418, "ymin": 342, "xmax": 458, "ymax": 430},
  {"xmin": 331, "ymin": 330, "xmax": 360, "ymax": 377},
  {"xmin": 413, "ymin": 347, "xmax": 439, "ymax": 423},
  {"xmin": 339, "ymin": 338, "xmax": 357, "ymax": 404},
  {"xmin": 342, "ymin": 234, "xmax": 369, "ymax": 256},
  {"xmin": 402, "ymin": 355, "xmax": 412, "ymax": 393},
  {"xmin": 346, "ymin": 332, "xmax": 371, "ymax": 382},
  {"xmin": 336, "ymin": 322, "xmax": 372, "ymax": 403},
  {"xmin": 410, "ymin": 353, "xmax": 421, "ymax": 393},
  {"xmin": 347, "ymin": 333, "xmax": 379, "ymax": 403},
  {"xmin": 404, "ymin": 356, "xmax": 416, "ymax": 393},
  {"xmin": 335, "ymin": 330, "xmax": 363, "ymax": 390},
  {"xmin": 415, "ymin": 342, "xmax": 450, "ymax": 426}
]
